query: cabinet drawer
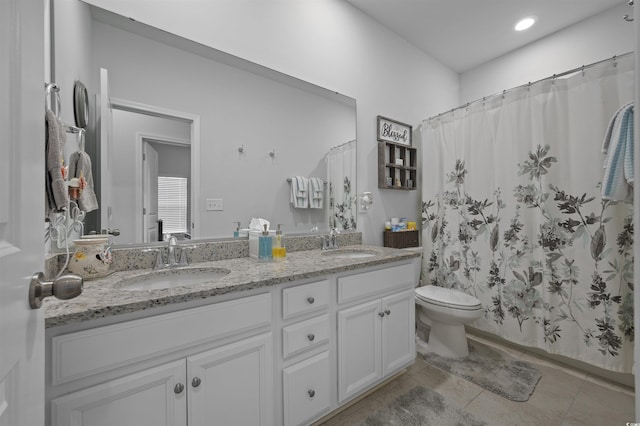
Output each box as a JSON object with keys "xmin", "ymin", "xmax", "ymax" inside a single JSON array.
[
  {"xmin": 338, "ymin": 263, "xmax": 415, "ymax": 304},
  {"xmin": 282, "ymin": 314, "xmax": 329, "ymax": 358},
  {"xmin": 283, "ymin": 351, "xmax": 331, "ymax": 426},
  {"xmin": 51, "ymin": 293, "xmax": 271, "ymax": 386},
  {"xmin": 282, "ymin": 279, "xmax": 329, "ymax": 319}
]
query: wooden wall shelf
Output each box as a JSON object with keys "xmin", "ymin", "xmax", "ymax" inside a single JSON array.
[{"xmin": 378, "ymin": 141, "xmax": 417, "ymax": 190}]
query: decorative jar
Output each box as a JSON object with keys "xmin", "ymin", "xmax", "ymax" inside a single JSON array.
[{"xmin": 69, "ymin": 237, "xmax": 112, "ymax": 279}]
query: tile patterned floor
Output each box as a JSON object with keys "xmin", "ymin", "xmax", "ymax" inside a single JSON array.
[{"xmin": 319, "ymin": 335, "xmax": 635, "ymax": 426}]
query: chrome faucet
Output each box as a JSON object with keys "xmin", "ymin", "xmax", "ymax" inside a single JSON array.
[
  {"xmin": 330, "ymin": 227, "xmax": 339, "ymax": 249},
  {"xmin": 322, "ymin": 228, "xmax": 339, "ymax": 250},
  {"xmin": 144, "ymin": 235, "xmax": 190, "ymax": 270}
]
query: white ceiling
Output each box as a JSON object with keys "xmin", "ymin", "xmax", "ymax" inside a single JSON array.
[{"xmin": 345, "ymin": 0, "xmax": 626, "ymax": 73}]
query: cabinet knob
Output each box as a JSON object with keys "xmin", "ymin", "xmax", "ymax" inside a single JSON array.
[
  {"xmin": 174, "ymin": 383, "xmax": 185, "ymax": 394},
  {"xmin": 192, "ymin": 377, "xmax": 202, "ymax": 388},
  {"xmin": 378, "ymin": 312, "xmax": 385, "ymax": 317},
  {"xmin": 307, "ymin": 297, "xmax": 315, "ymax": 304},
  {"xmin": 308, "ymin": 389, "xmax": 315, "ymax": 398},
  {"xmin": 307, "ymin": 333, "xmax": 315, "ymax": 342},
  {"xmin": 385, "ymin": 309, "xmax": 391, "ymax": 316}
]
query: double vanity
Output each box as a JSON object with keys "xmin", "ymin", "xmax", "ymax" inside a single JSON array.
[{"xmin": 44, "ymin": 237, "xmax": 420, "ymax": 426}]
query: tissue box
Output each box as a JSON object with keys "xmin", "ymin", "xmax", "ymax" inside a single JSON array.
[{"xmin": 249, "ymin": 230, "xmax": 276, "ymax": 259}]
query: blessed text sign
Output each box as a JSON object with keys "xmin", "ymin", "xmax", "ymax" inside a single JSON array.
[{"xmin": 377, "ymin": 116, "xmax": 412, "ymax": 146}]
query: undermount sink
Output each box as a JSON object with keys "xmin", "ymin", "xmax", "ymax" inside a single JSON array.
[
  {"xmin": 321, "ymin": 248, "xmax": 378, "ymax": 259},
  {"xmin": 118, "ymin": 267, "xmax": 231, "ymax": 291}
]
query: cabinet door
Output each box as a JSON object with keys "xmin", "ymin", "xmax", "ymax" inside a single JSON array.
[
  {"xmin": 337, "ymin": 299, "xmax": 382, "ymax": 403},
  {"xmin": 381, "ymin": 289, "xmax": 416, "ymax": 375},
  {"xmin": 52, "ymin": 360, "xmax": 187, "ymax": 426},
  {"xmin": 187, "ymin": 332, "xmax": 273, "ymax": 426}
]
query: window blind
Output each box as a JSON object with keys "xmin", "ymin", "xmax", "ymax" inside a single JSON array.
[{"xmin": 158, "ymin": 176, "xmax": 187, "ymax": 234}]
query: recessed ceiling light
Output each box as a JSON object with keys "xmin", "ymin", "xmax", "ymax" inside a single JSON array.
[{"xmin": 514, "ymin": 16, "xmax": 537, "ymax": 32}]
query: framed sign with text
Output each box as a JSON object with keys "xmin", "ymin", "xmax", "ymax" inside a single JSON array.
[{"xmin": 377, "ymin": 116, "xmax": 412, "ymax": 146}]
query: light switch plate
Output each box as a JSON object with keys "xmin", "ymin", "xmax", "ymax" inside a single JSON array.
[{"xmin": 206, "ymin": 198, "xmax": 223, "ymax": 211}]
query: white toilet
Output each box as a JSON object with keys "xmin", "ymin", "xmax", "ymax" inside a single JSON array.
[{"xmin": 415, "ymin": 285, "xmax": 483, "ymax": 358}]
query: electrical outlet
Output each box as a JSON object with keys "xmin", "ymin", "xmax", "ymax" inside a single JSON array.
[{"xmin": 206, "ymin": 198, "xmax": 223, "ymax": 211}]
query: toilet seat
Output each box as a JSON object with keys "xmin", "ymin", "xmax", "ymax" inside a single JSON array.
[{"xmin": 416, "ymin": 286, "xmax": 482, "ymax": 311}]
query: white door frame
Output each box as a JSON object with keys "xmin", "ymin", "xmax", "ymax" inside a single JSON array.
[
  {"xmin": 110, "ymin": 97, "xmax": 201, "ymax": 240},
  {"xmin": 136, "ymin": 133, "xmax": 190, "ymax": 242}
]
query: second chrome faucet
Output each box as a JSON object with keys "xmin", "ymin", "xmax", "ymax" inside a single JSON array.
[{"xmin": 146, "ymin": 234, "xmax": 195, "ymax": 269}]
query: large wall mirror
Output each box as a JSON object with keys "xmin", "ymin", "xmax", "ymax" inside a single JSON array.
[{"xmin": 52, "ymin": 1, "xmax": 357, "ymax": 246}]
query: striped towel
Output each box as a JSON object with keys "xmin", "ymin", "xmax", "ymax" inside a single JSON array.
[{"xmin": 602, "ymin": 103, "xmax": 634, "ymax": 202}]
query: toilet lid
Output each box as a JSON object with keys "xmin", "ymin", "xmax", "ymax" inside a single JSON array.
[{"xmin": 416, "ymin": 286, "xmax": 482, "ymax": 309}]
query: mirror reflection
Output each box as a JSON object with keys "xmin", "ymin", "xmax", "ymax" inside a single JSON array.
[{"xmin": 53, "ymin": 1, "xmax": 357, "ymax": 245}]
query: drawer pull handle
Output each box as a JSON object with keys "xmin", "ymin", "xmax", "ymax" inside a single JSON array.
[
  {"xmin": 174, "ymin": 383, "xmax": 185, "ymax": 394},
  {"xmin": 378, "ymin": 312, "xmax": 385, "ymax": 317},
  {"xmin": 192, "ymin": 377, "xmax": 202, "ymax": 388},
  {"xmin": 307, "ymin": 297, "xmax": 315, "ymax": 304},
  {"xmin": 308, "ymin": 389, "xmax": 315, "ymax": 398},
  {"xmin": 385, "ymin": 309, "xmax": 391, "ymax": 316},
  {"xmin": 307, "ymin": 333, "xmax": 315, "ymax": 341}
]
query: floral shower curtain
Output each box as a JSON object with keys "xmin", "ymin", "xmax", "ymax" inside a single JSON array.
[
  {"xmin": 421, "ymin": 54, "xmax": 635, "ymax": 373},
  {"xmin": 327, "ymin": 140, "xmax": 357, "ymax": 231}
]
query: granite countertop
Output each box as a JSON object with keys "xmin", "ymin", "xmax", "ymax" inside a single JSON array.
[{"xmin": 44, "ymin": 245, "xmax": 420, "ymax": 328}]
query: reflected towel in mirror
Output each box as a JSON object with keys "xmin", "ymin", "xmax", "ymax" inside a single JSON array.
[
  {"xmin": 68, "ymin": 150, "xmax": 99, "ymax": 213},
  {"xmin": 45, "ymin": 109, "xmax": 69, "ymax": 215},
  {"xmin": 290, "ymin": 176, "xmax": 309, "ymax": 208},
  {"xmin": 309, "ymin": 177, "xmax": 324, "ymax": 209}
]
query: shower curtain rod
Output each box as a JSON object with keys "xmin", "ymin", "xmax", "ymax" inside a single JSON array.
[
  {"xmin": 329, "ymin": 139, "xmax": 356, "ymax": 150},
  {"xmin": 427, "ymin": 51, "xmax": 634, "ymax": 122}
]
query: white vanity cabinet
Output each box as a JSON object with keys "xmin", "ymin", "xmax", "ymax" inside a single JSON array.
[
  {"xmin": 48, "ymin": 293, "xmax": 273, "ymax": 426},
  {"xmin": 46, "ymin": 253, "xmax": 420, "ymax": 426},
  {"xmin": 337, "ymin": 264, "xmax": 416, "ymax": 403}
]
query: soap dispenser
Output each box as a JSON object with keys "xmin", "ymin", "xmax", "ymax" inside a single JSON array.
[
  {"xmin": 233, "ymin": 221, "xmax": 241, "ymax": 238},
  {"xmin": 258, "ymin": 224, "xmax": 273, "ymax": 262},
  {"xmin": 272, "ymin": 224, "xmax": 286, "ymax": 261}
]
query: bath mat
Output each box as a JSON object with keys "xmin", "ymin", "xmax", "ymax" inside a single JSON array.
[
  {"xmin": 422, "ymin": 340, "xmax": 541, "ymax": 402},
  {"xmin": 358, "ymin": 385, "xmax": 487, "ymax": 426}
]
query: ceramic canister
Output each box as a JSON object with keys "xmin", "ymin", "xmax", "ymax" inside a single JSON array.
[{"xmin": 69, "ymin": 237, "xmax": 112, "ymax": 279}]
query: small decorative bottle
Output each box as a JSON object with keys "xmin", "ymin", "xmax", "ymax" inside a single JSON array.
[{"xmin": 258, "ymin": 224, "xmax": 273, "ymax": 262}]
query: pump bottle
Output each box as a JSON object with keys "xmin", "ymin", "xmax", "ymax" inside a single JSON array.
[
  {"xmin": 272, "ymin": 224, "xmax": 286, "ymax": 261},
  {"xmin": 258, "ymin": 224, "xmax": 273, "ymax": 261}
]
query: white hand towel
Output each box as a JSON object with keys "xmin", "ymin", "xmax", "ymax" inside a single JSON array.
[
  {"xmin": 290, "ymin": 176, "xmax": 309, "ymax": 208},
  {"xmin": 309, "ymin": 177, "xmax": 324, "ymax": 209},
  {"xmin": 45, "ymin": 109, "xmax": 69, "ymax": 215}
]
